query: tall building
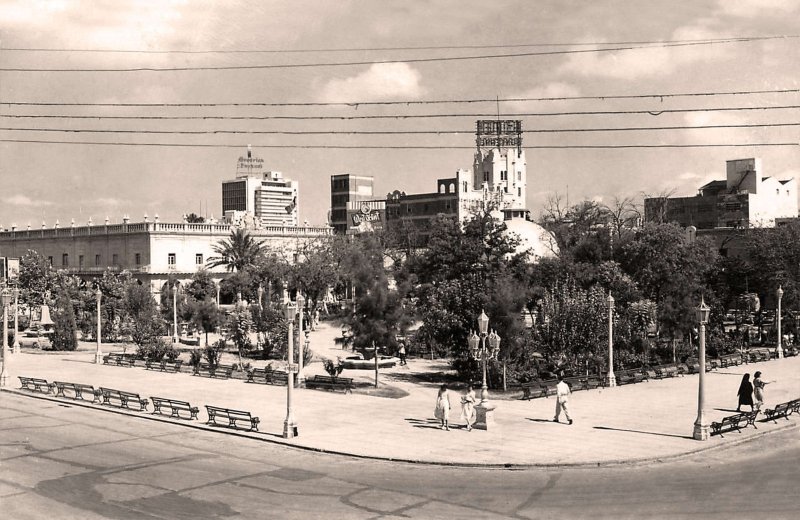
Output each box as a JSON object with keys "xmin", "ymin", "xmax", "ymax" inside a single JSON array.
[
  {"xmin": 644, "ymin": 158, "xmax": 798, "ymax": 229},
  {"xmin": 329, "ymin": 174, "xmax": 375, "ymax": 234},
  {"xmin": 221, "ymin": 146, "xmax": 299, "ymax": 227}
]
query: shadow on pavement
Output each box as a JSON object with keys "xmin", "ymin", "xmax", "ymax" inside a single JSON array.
[
  {"xmin": 594, "ymin": 425, "xmax": 693, "ymax": 439},
  {"xmin": 405, "ymin": 417, "xmax": 443, "ymax": 430}
]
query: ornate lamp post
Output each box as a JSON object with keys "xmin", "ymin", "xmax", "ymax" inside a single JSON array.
[
  {"xmin": 283, "ymin": 300, "xmax": 299, "ymax": 438},
  {"xmin": 469, "ymin": 310, "xmax": 501, "ymax": 430},
  {"xmin": 94, "ymin": 288, "xmax": 103, "ymax": 364},
  {"xmin": 1, "ymin": 288, "xmax": 11, "ymax": 387},
  {"xmin": 257, "ymin": 284, "xmax": 264, "ymax": 310},
  {"xmin": 606, "ymin": 293, "xmax": 616, "ymax": 387},
  {"xmin": 693, "ymin": 297, "xmax": 711, "ymax": 441},
  {"xmin": 776, "ymin": 285, "xmax": 784, "ymax": 359},
  {"xmin": 172, "ymin": 285, "xmax": 179, "ymax": 343},
  {"xmin": 296, "ymin": 293, "xmax": 305, "ymax": 385},
  {"xmin": 12, "ymin": 287, "xmax": 20, "ymax": 354}
]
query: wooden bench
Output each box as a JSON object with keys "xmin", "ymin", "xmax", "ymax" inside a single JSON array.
[
  {"xmin": 764, "ymin": 401, "xmax": 795, "ymax": 423},
  {"xmin": 205, "ymin": 405, "xmax": 260, "ymax": 431},
  {"xmin": 151, "ymin": 397, "xmax": 199, "ymax": 420},
  {"xmin": 246, "ymin": 367, "xmax": 289, "ymax": 385},
  {"xmin": 615, "ymin": 370, "xmax": 634, "ymax": 385},
  {"xmin": 193, "ymin": 363, "xmax": 235, "ymax": 379},
  {"xmin": 98, "ymin": 387, "xmax": 149, "ymax": 411},
  {"xmin": 145, "ymin": 359, "xmax": 184, "ymax": 373},
  {"xmin": 18, "ymin": 376, "xmax": 54, "ymax": 394},
  {"xmin": 305, "ymin": 375, "xmax": 354, "ymax": 394},
  {"xmin": 53, "ymin": 381, "xmax": 98, "ymax": 402},
  {"xmin": 584, "ymin": 376, "xmax": 603, "ymax": 389},
  {"xmin": 519, "ymin": 381, "xmax": 547, "ymax": 400},
  {"xmin": 103, "ymin": 352, "xmax": 136, "ymax": 367},
  {"xmin": 677, "ymin": 363, "xmax": 690, "ymax": 375},
  {"xmin": 564, "ymin": 377, "xmax": 586, "ymax": 392},
  {"xmin": 711, "ymin": 414, "xmax": 744, "ymax": 437}
]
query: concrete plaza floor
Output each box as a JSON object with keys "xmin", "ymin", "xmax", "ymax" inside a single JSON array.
[{"xmin": 1, "ymin": 322, "xmax": 799, "ymax": 466}]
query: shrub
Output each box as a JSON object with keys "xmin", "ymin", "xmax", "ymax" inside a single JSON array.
[
  {"xmin": 203, "ymin": 339, "xmax": 225, "ymax": 368},
  {"xmin": 50, "ymin": 294, "xmax": 78, "ymax": 351},
  {"xmin": 189, "ymin": 349, "xmax": 203, "ymax": 368}
]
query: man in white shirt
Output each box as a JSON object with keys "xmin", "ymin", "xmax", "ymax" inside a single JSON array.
[{"xmin": 553, "ymin": 375, "xmax": 573, "ymax": 425}]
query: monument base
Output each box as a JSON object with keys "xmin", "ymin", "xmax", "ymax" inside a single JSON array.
[{"xmin": 474, "ymin": 401, "xmax": 497, "ymax": 430}]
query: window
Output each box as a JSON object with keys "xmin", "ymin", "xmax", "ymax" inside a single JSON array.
[
  {"xmin": 95, "ymin": 254, "xmax": 101, "ymax": 266},
  {"xmin": 135, "ymin": 253, "xmax": 141, "ymax": 265},
  {"xmin": 195, "ymin": 253, "xmax": 203, "ymax": 265},
  {"xmin": 463, "ymin": 181, "xmax": 468, "ymax": 192},
  {"xmin": 168, "ymin": 253, "xmax": 176, "ymax": 265},
  {"xmin": 79, "ymin": 255, "xmax": 84, "ymax": 269},
  {"xmin": 62, "ymin": 253, "xmax": 68, "ymax": 267},
  {"xmin": 517, "ymin": 171, "xmax": 522, "ymax": 181},
  {"xmin": 112, "ymin": 254, "xmax": 118, "ymax": 265},
  {"xmin": 500, "ymin": 170, "xmax": 507, "ymax": 181},
  {"xmin": 518, "ymin": 187, "xmax": 521, "ymax": 197}
]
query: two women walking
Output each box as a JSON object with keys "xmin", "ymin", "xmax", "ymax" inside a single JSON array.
[
  {"xmin": 737, "ymin": 371, "xmax": 772, "ymax": 412},
  {"xmin": 434, "ymin": 384, "xmax": 476, "ymax": 431}
]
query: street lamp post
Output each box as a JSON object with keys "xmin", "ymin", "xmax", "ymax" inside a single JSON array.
[
  {"xmin": 283, "ymin": 300, "xmax": 299, "ymax": 438},
  {"xmin": 1, "ymin": 288, "xmax": 11, "ymax": 387},
  {"xmin": 257, "ymin": 285, "xmax": 264, "ymax": 310},
  {"xmin": 95, "ymin": 288, "xmax": 103, "ymax": 364},
  {"xmin": 468, "ymin": 310, "xmax": 501, "ymax": 430},
  {"xmin": 296, "ymin": 293, "xmax": 305, "ymax": 385},
  {"xmin": 606, "ymin": 293, "xmax": 616, "ymax": 387},
  {"xmin": 172, "ymin": 285, "xmax": 178, "ymax": 344},
  {"xmin": 12, "ymin": 287, "xmax": 20, "ymax": 354},
  {"xmin": 776, "ymin": 285, "xmax": 784, "ymax": 359},
  {"xmin": 693, "ymin": 297, "xmax": 711, "ymax": 441}
]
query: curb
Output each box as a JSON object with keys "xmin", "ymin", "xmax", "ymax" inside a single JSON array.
[{"xmin": 3, "ymin": 387, "xmax": 798, "ymax": 469}]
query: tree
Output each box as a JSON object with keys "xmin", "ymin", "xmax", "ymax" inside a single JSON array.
[
  {"xmin": 207, "ymin": 228, "xmax": 265, "ymax": 272},
  {"xmin": 186, "ymin": 269, "xmax": 217, "ymax": 302},
  {"xmin": 17, "ymin": 249, "xmax": 58, "ymax": 317},
  {"xmin": 186, "ymin": 212, "xmax": 205, "ymax": 223},
  {"xmin": 96, "ymin": 269, "xmax": 136, "ymax": 342},
  {"xmin": 188, "ymin": 299, "xmax": 220, "ymax": 346},
  {"xmin": 287, "ymin": 237, "xmax": 343, "ymax": 321},
  {"xmin": 124, "ymin": 283, "xmax": 163, "ymax": 348},
  {"xmin": 50, "ymin": 293, "xmax": 78, "ymax": 351},
  {"xmin": 227, "ymin": 305, "xmax": 254, "ymax": 367}
]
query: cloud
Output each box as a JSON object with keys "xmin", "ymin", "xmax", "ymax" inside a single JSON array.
[
  {"xmin": 3, "ymin": 194, "xmax": 53, "ymax": 206},
  {"xmin": 506, "ymin": 82, "xmax": 581, "ymax": 110},
  {"xmin": 678, "ymin": 172, "xmax": 702, "ymax": 181},
  {"xmin": 318, "ymin": 63, "xmax": 423, "ymax": 103},
  {"xmin": 96, "ymin": 197, "xmax": 126, "ymax": 206},
  {"xmin": 717, "ymin": 0, "xmax": 799, "ymax": 18}
]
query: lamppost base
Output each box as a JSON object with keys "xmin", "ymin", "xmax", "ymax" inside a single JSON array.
[
  {"xmin": 283, "ymin": 420, "xmax": 299, "ymax": 439},
  {"xmin": 12, "ymin": 343, "xmax": 20, "ymax": 354},
  {"xmin": 94, "ymin": 351, "xmax": 104, "ymax": 364},
  {"xmin": 474, "ymin": 401, "xmax": 497, "ymax": 430},
  {"xmin": 692, "ymin": 422, "xmax": 709, "ymax": 441},
  {"xmin": 776, "ymin": 347, "xmax": 783, "ymax": 359},
  {"xmin": 0, "ymin": 369, "xmax": 8, "ymax": 387},
  {"xmin": 606, "ymin": 374, "xmax": 617, "ymax": 388}
]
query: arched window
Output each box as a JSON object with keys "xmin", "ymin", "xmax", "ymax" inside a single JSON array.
[
  {"xmin": 439, "ymin": 184, "xmax": 446, "ymax": 194},
  {"xmin": 449, "ymin": 183, "xmax": 455, "ymax": 193}
]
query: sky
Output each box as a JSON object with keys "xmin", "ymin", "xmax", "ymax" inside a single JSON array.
[{"xmin": 1, "ymin": 0, "xmax": 799, "ymax": 228}]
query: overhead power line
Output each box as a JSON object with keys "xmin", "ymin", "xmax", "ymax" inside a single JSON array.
[
  {"xmin": 3, "ymin": 36, "xmax": 789, "ymax": 54},
  {"xmin": 2, "ymin": 105, "xmax": 798, "ymax": 121},
  {"xmin": 1, "ymin": 139, "xmax": 796, "ymax": 149},
  {"xmin": 2, "ymin": 122, "xmax": 798, "ymax": 136},
  {"xmin": 3, "ymin": 88, "xmax": 797, "ymax": 107},
  {"xmin": 1, "ymin": 37, "xmax": 790, "ymax": 72}
]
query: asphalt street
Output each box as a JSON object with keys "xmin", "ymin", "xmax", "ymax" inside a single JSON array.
[{"xmin": 1, "ymin": 391, "xmax": 798, "ymax": 519}]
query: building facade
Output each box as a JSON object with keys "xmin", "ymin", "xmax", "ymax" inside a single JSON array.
[
  {"xmin": 329, "ymin": 174, "xmax": 376, "ymax": 234},
  {"xmin": 644, "ymin": 158, "xmax": 798, "ymax": 230},
  {"xmin": 221, "ymin": 146, "xmax": 299, "ymax": 227}
]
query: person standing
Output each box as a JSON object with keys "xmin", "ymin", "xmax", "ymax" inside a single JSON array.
[
  {"xmin": 461, "ymin": 385, "xmax": 476, "ymax": 431},
  {"xmin": 434, "ymin": 384, "xmax": 451, "ymax": 430},
  {"xmin": 553, "ymin": 375, "xmax": 573, "ymax": 425},
  {"xmin": 398, "ymin": 342, "xmax": 407, "ymax": 366},
  {"xmin": 736, "ymin": 373, "xmax": 754, "ymax": 412},
  {"xmin": 753, "ymin": 371, "xmax": 771, "ymax": 411}
]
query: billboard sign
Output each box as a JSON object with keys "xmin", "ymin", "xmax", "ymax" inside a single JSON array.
[
  {"xmin": 476, "ymin": 119, "xmax": 522, "ymax": 152},
  {"xmin": 348, "ymin": 203, "xmax": 383, "ymax": 233}
]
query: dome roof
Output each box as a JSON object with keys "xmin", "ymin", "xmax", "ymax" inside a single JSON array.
[{"xmin": 503, "ymin": 217, "xmax": 559, "ymax": 263}]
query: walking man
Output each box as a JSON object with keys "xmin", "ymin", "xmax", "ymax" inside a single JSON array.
[
  {"xmin": 553, "ymin": 374, "xmax": 573, "ymax": 425},
  {"xmin": 398, "ymin": 342, "xmax": 407, "ymax": 366}
]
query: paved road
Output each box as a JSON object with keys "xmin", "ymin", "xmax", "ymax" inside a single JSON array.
[{"xmin": 1, "ymin": 392, "xmax": 798, "ymax": 519}]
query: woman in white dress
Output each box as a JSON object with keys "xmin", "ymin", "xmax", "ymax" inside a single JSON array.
[
  {"xmin": 461, "ymin": 385, "xmax": 476, "ymax": 431},
  {"xmin": 434, "ymin": 384, "xmax": 451, "ymax": 430}
]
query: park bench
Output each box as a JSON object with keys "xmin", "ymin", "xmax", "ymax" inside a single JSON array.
[
  {"xmin": 53, "ymin": 381, "xmax": 99, "ymax": 402},
  {"xmin": 644, "ymin": 369, "xmax": 662, "ymax": 380},
  {"xmin": 711, "ymin": 413, "xmax": 744, "ymax": 437},
  {"xmin": 615, "ymin": 370, "xmax": 634, "ymax": 385},
  {"xmin": 584, "ymin": 376, "xmax": 603, "ymax": 389},
  {"xmin": 103, "ymin": 352, "xmax": 136, "ymax": 367},
  {"xmin": 305, "ymin": 374, "xmax": 354, "ymax": 394},
  {"xmin": 151, "ymin": 396, "xmax": 199, "ymax": 420},
  {"xmin": 246, "ymin": 367, "xmax": 289, "ymax": 385},
  {"xmin": 205, "ymin": 405, "xmax": 260, "ymax": 431},
  {"xmin": 193, "ymin": 363, "xmax": 235, "ymax": 379},
  {"xmin": 18, "ymin": 376, "xmax": 54, "ymax": 394},
  {"xmin": 564, "ymin": 377, "xmax": 586, "ymax": 392},
  {"xmin": 519, "ymin": 381, "xmax": 547, "ymax": 400},
  {"xmin": 145, "ymin": 359, "xmax": 184, "ymax": 373},
  {"xmin": 764, "ymin": 401, "xmax": 795, "ymax": 423},
  {"xmin": 676, "ymin": 363, "xmax": 690, "ymax": 375},
  {"xmin": 98, "ymin": 387, "xmax": 149, "ymax": 411}
]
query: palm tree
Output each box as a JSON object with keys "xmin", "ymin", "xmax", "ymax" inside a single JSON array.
[{"xmin": 207, "ymin": 229, "xmax": 265, "ymax": 272}]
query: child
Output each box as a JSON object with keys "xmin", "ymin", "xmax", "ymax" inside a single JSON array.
[{"xmin": 434, "ymin": 384, "xmax": 451, "ymax": 431}]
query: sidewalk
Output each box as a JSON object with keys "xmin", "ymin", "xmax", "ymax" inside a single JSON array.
[{"xmin": 2, "ymin": 323, "xmax": 799, "ymax": 467}]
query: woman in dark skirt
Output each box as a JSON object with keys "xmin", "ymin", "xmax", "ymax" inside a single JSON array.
[{"xmin": 737, "ymin": 373, "xmax": 754, "ymax": 412}]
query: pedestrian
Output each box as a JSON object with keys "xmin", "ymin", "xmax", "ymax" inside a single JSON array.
[
  {"xmin": 553, "ymin": 374, "xmax": 573, "ymax": 425},
  {"xmin": 736, "ymin": 373, "xmax": 754, "ymax": 412},
  {"xmin": 753, "ymin": 371, "xmax": 771, "ymax": 411},
  {"xmin": 434, "ymin": 384, "xmax": 451, "ymax": 430},
  {"xmin": 461, "ymin": 385, "xmax": 476, "ymax": 431},
  {"xmin": 398, "ymin": 342, "xmax": 407, "ymax": 365}
]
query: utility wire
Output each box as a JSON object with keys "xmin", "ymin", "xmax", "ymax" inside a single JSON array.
[
  {"xmin": 2, "ymin": 105, "xmax": 798, "ymax": 120},
  {"xmin": 3, "ymin": 36, "xmax": 790, "ymax": 54},
  {"xmin": 1, "ymin": 139, "xmax": 796, "ymax": 149},
  {"xmin": 3, "ymin": 88, "xmax": 797, "ymax": 107},
  {"xmin": 2, "ymin": 122, "xmax": 798, "ymax": 136},
  {"xmin": 0, "ymin": 38, "xmax": 786, "ymax": 72}
]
